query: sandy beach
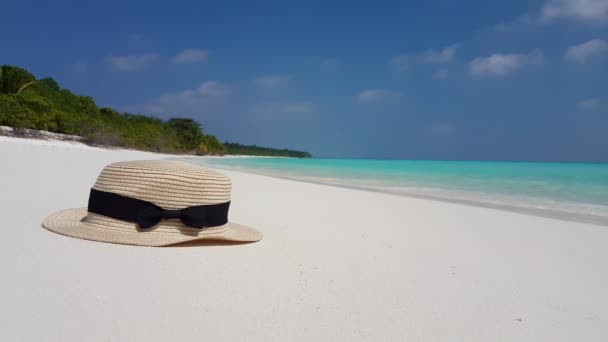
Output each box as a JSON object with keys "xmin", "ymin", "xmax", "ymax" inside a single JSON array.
[{"xmin": 1, "ymin": 136, "xmax": 607, "ymax": 341}]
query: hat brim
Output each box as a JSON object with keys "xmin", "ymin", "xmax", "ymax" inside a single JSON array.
[{"xmin": 42, "ymin": 208, "xmax": 262, "ymax": 247}]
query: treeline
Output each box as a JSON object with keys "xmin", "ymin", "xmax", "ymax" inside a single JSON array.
[
  {"xmin": 0, "ymin": 65, "xmax": 311, "ymax": 157},
  {"xmin": 224, "ymin": 142, "xmax": 311, "ymax": 158}
]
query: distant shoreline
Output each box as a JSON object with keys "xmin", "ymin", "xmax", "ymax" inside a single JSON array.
[
  {"xmin": 0, "ymin": 126, "xmax": 289, "ymax": 158},
  {"xmin": 0, "ymin": 131, "xmax": 287, "ymax": 159}
]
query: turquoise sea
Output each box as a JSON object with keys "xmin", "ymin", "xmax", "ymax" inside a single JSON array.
[{"xmin": 183, "ymin": 157, "xmax": 608, "ymax": 226}]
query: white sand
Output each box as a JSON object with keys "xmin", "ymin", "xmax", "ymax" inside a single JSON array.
[{"xmin": 1, "ymin": 136, "xmax": 607, "ymax": 341}]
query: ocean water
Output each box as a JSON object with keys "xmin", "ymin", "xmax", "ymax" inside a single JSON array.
[{"xmin": 182, "ymin": 157, "xmax": 608, "ymax": 226}]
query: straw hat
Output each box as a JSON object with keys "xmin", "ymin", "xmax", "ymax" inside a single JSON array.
[{"xmin": 42, "ymin": 160, "xmax": 262, "ymax": 246}]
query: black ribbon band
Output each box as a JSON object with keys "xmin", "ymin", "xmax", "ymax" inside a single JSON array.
[{"xmin": 87, "ymin": 188, "xmax": 230, "ymax": 229}]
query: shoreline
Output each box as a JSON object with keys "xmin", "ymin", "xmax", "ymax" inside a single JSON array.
[
  {"xmin": 184, "ymin": 159, "xmax": 608, "ymax": 228},
  {"xmin": 248, "ymin": 171, "xmax": 608, "ymax": 227},
  {"xmin": 5, "ymin": 135, "xmax": 606, "ymax": 227},
  {"xmin": 0, "ymin": 135, "xmax": 284, "ymax": 158}
]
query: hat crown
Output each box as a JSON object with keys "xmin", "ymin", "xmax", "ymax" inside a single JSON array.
[{"xmin": 92, "ymin": 160, "xmax": 231, "ymax": 209}]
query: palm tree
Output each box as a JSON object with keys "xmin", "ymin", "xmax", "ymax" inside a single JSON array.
[{"xmin": 17, "ymin": 81, "xmax": 35, "ymax": 94}]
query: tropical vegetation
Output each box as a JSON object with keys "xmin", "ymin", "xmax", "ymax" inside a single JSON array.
[{"xmin": 0, "ymin": 65, "xmax": 311, "ymax": 157}]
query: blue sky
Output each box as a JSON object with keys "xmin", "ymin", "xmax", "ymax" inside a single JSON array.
[{"xmin": 3, "ymin": 0, "xmax": 608, "ymax": 161}]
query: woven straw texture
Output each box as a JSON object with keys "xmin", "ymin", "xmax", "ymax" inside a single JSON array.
[{"xmin": 42, "ymin": 160, "xmax": 262, "ymax": 246}]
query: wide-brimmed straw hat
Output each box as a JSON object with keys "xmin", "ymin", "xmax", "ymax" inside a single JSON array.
[{"xmin": 42, "ymin": 160, "xmax": 262, "ymax": 246}]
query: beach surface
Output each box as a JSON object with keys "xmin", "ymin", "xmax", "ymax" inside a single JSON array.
[{"xmin": 1, "ymin": 136, "xmax": 607, "ymax": 341}]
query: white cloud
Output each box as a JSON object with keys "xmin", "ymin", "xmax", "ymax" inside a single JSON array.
[
  {"xmin": 357, "ymin": 89, "xmax": 401, "ymax": 103},
  {"xmin": 421, "ymin": 44, "xmax": 458, "ymax": 63},
  {"xmin": 565, "ymin": 39, "xmax": 608, "ymax": 63},
  {"xmin": 496, "ymin": 0, "xmax": 608, "ymax": 31},
  {"xmin": 252, "ymin": 74, "xmax": 292, "ymax": 89},
  {"xmin": 107, "ymin": 53, "xmax": 160, "ymax": 72},
  {"xmin": 469, "ymin": 49, "xmax": 544, "ymax": 78},
  {"xmin": 172, "ymin": 49, "xmax": 209, "ymax": 64},
  {"xmin": 579, "ymin": 98, "xmax": 601, "ymax": 110},
  {"xmin": 248, "ymin": 102, "xmax": 316, "ymax": 119},
  {"xmin": 540, "ymin": 0, "xmax": 608, "ymax": 22},
  {"xmin": 390, "ymin": 44, "xmax": 458, "ymax": 74},
  {"xmin": 144, "ymin": 81, "xmax": 230, "ymax": 116},
  {"xmin": 433, "ymin": 68, "xmax": 449, "ymax": 80},
  {"xmin": 388, "ymin": 55, "xmax": 409, "ymax": 73},
  {"xmin": 196, "ymin": 81, "xmax": 231, "ymax": 97},
  {"xmin": 424, "ymin": 122, "xmax": 457, "ymax": 136},
  {"xmin": 320, "ymin": 59, "xmax": 340, "ymax": 72}
]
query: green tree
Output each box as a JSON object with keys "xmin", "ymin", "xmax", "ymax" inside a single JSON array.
[
  {"xmin": 0, "ymin": 66, "xmax": 36, "ymax": 94},
  {"xmin": 199, "ymin": 134, "xmax": 225, "ymax": 155},
  {"xmin": 0, "ymin": 92, "xmax": 56, "ymax": 131},
  {"xmin": 39, "ymin": 77, "xmax": 60, "ymax": 91},
  {"xmin": 168, "ymin": 118, "xmax": 204, "ymax": 150}
]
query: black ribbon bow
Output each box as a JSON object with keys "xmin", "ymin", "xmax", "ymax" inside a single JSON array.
[{"xmin": 88, "ymin": 188, "xmax": 230, "ymax": 229}]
